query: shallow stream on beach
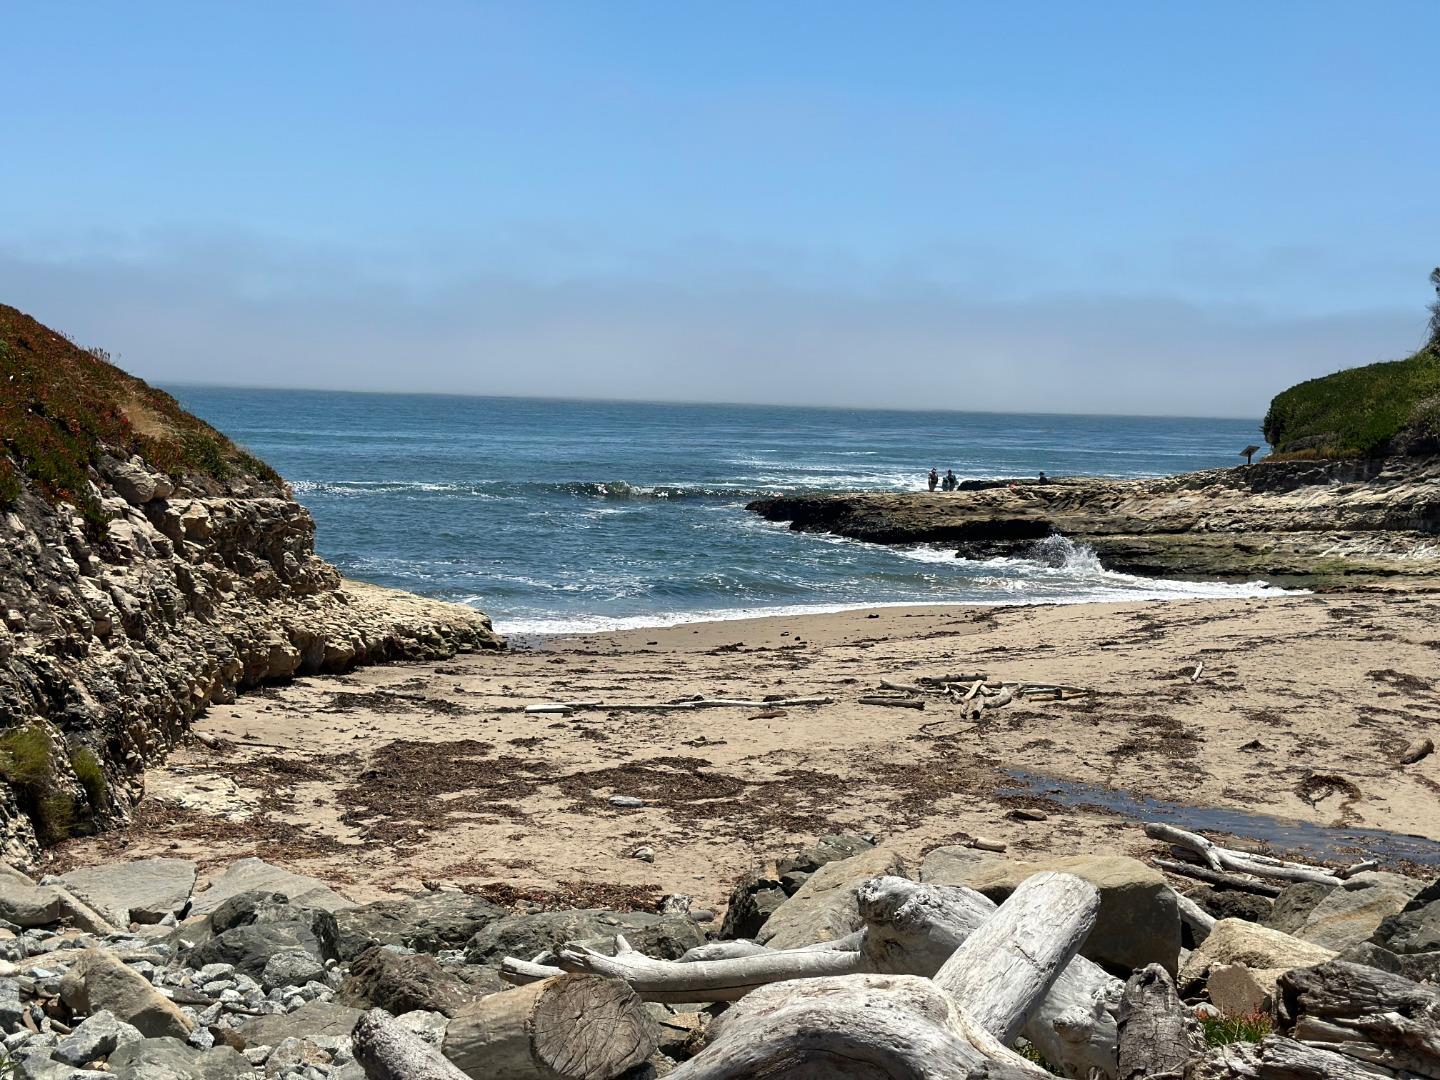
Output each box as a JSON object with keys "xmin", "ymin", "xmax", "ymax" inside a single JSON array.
[
  {"xmin": 1002, "ymin": 770, "xmax": 1440, "ymax": 867},
  {"xmin": 172, "ymin": 387, "xmax": 1286, "ymax": 634}
]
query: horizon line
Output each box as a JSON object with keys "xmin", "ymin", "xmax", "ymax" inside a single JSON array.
[{"xmin": 158, "ymin": 379, "xmax": 1265, "ymax": 426}]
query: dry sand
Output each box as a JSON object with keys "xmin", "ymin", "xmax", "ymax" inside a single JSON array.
[{"xmin": 53, "ymin": 593, "xmax": 1440, "ymax": 912}]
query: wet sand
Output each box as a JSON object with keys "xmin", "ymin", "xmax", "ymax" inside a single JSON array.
[{"xmin": 53, "ymin": 593, "xmax": 1440, "ymax": 911}]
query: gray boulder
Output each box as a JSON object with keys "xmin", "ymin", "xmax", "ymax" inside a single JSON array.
[
  {"xmin": 775, "ymin": 835, "xmax": 876, "ymax": 880},
  {"xmin": 0, "ymin": 878, "xmax": 65, "ymax": 927},
  {"xmin": 188, "ymin": 922, "xmax": 320, "ymax": 980},
  {"xmin": 1188, "ymin": 886, "xmax": 1272, "ymax": 924},
  {"xmin": 12, "ymin": 1049, "xmax": 112, "ymax": 1080},
  {"xmin": 59, "ymin": 858, "xmax": 196, "ymax": 926},
  {"xmin": 1263, "ymin": 881, "xmax": 1335, "ymax": 935},
  {"xmin": 53, "ymin": 1009, "xmax": 144, "ymax": 1065},
  {"xmin": 209, "ymin": 890, "xmax": 325, "ymax": 933},
  {"xmin": 59, "ymin": 950, "xmax": 194, "ymax": 1039},
  {"xmin": 1292, "ymin": 872, "xmax": 1420, "ymax": 951},
  {"xmin": 718, "ymin": 871, "xmax": 786, "ymax": 941},
  {"xmin": 758, "ymin": 847, "xmax": 909, "ymax": 950},
  {"xmin": 1, "ymin": 973, "xmax": 26, "ymax": 1032},
  {"xmin": 465, "ymin": 909, "xmax": 704, "ymax": 966},
  {"xmin": 335, "ymin": 947, "xmax": 472, "ymax": 1017},
  {"xmin": 107, "ymin": 1037, "xmax": 257, "ymax": 1079},
  {"xmin": 259, "ymin": 949, "xmax": 327, "ymax": 991},
  {"xmin": 315, "ymin": 891, "xmax": 505, "ymax": 962},
  {"xmin": 188, "ymin": 859, "xmax": 352, "ymax": 918},
  {"xmin": 237, "ymin": 999, "xmax": 363, "ymax": 1049},
  {"xmin": 1372, "ymin": 878, "xmax": 1440, "ymax": 955}
]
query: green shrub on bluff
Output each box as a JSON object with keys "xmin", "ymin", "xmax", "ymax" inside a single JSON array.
[
  {"xmin": 1262, "ymin": 344, "xmax": 1440, "ymax": 459},
  {"xmin": 0, "ymin": 304, "xmax": 281, "ymax": 527}
]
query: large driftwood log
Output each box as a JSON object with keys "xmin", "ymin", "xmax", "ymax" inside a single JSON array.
[
  {"xmin": 1184, "ymin": 1035, "xmax": 1397, "ymax": 1079},
  {"xmin": 667, "ymin": 973, "xmax": 1048, "ymax": 1079},
  {"xmin": 930, "ymin": 871, "xmax": 1102, "ymax": 1045},
  {"xmin": 857, "ymin": 875, "xmax": 1121, "ymax": 1078},
  {"xmin": 506, "ymin": 875, "xmax": 1122, "ymax": 1079},
  {"xmin": 442, "ymin": 973, "xmax": 657, "ymax": 1080},
  {"xmin": 1274, "ymin": 960, "xmax": 1440, "ymax": 1078},
  {"xmin": 1116, "ymin": 965, "xmax": 1195, "ymax": 1080},
  {"xmin": 668, "ymin": 873, "xmax": 1100, "ymax": 1079},
  {"xmin": 1145, "ymin": 823, "xmax": 1350, "ymax": 887},
  {"xmin": 352, "ymin": 1008, "xmax": 471, "ymax": 1080}
]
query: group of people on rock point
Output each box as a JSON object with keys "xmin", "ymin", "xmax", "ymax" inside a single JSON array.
[
  {"xmin": 927, "ymin": 468, "xmax": 958, "ymax": 491},
  {"xmin": 928, "ymin": 468, "xmax": 1049, "ymax": 491}
]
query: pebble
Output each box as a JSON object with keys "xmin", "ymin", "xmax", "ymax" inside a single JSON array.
[
  {"xmin": 608, "ymin": 795, "xmax": 646, "ymax": 808},
  {"xmin": 970, "ymin": 837, "xmax": 1008, "ymax": 852},
  {"xmin": 632, "ymin": 847, "xmax": 656, "ymax": 863}
]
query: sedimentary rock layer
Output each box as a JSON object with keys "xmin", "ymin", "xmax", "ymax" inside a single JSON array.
[
  {"xmin": 0, "ymin": 306, "xmax": 500, "ymax": 863},
  {"xmin": 748, "ymin": 457, "xmax": 1440, "ymax": 584}
]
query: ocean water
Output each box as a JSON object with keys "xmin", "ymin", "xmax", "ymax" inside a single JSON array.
[{"xmin": 169, "ymin": 388, "xmax": 1284, "ymax": 634}]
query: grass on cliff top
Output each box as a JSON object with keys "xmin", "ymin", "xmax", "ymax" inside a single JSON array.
[
  {"xmin": 1263, "ymin": 343, "xmax": 1440, "ymax": 459},
  {"xmin": 0, "ymin": 303, "xmax": 282, "ymax": 525}
]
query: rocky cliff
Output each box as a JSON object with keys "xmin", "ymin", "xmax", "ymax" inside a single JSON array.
[
  {"xmin": 0, "ymin": 304, "xmax": 501, "ymax": 865},
  {"xmin": 749, "ymin": 456, "xmax": 1440, "ymax": 586}
]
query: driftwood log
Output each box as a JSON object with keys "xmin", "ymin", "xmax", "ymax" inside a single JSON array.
[
  {"xmin": 352, "ymin": 1008, "xmax": 471, "ymax": 1080},
  {"xmin": 1154, "ymin": 858, "xmax": 1284, "ymax": 898},
  {"xmin": 1145, "ymin": 823, "xmax": 1355, "ymax": 887},
  {"xmin": 1171, "ymin": 890, "xmax": 1217, "ymax": 944},
  {"xmin": 442, "ymin": 973, "xmax": 657, "ymax": 1080},
  {"xmin": 1274, "ymin": 960, "xmax": 1440, "ymax": 1077},
  {"xmin": 1185, "ymin": 1035, "xmax": 1398, "ymax": 1079},
  {"xmin": 664, "ymin": 871, "xmax": 1099, "ymax": 1079},
  {"xmin": 504, "ymin": 875, "xmax": 1124, "ymax": 1078},
  {"xmin": 525, "ymin": 696, "xmax": 832, "ymax": 715},
  {"xmin": 1116, "ymin": 965, "xmax": 1195, "ymax": 1080}
]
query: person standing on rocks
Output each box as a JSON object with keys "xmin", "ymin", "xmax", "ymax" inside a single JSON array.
[
  {"xmin": 928, "ymin": 468, "xmax": 939, "ymax": 491},
  {"xmin": 943, "ymin": 470, "xmax": 958, "ymax": 491}
]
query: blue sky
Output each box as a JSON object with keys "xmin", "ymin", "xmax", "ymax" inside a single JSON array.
[{"xmin": 2, "ymin": 2, "xmax": 1436, "ymax": 415}]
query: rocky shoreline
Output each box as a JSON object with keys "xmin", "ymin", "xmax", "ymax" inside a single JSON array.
[
  {"xmin": 1, "ymin": 826, "xmax": 1436, "ymax": 1078},
  {"xmin": 747, "ymin": 455, "xmax": 1440, "ymax": 586}
]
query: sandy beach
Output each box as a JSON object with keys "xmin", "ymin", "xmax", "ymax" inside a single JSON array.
[{"xmin": 52, "ymin": 591, "xmax": 1440, "ymax": 912}]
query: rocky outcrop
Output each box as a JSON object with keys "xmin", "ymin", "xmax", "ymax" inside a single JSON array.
[
  {"xmin": 748, "ymin": 455, "xmax": 1440, "ymax": 585},
  {"xmin": 0, "ymin": 306, "xmax": 502, "ymax": 865}
]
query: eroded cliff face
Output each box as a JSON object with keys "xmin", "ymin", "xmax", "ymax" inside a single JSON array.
[
  {"xmin": 749, "ymin": 457, "xmax": 1440, "ymax": 586},
  {"xmin": 0, "ymin": 306, "xmax": 500, "ymax": 864}
]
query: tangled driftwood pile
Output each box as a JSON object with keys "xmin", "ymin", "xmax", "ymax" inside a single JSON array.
[{"xmin": 346, "ymin": 822, "xmax": 1440, "ymax": 1079}]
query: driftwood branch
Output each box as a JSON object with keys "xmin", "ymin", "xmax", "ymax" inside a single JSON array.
[
  {"xmin": 1154, "ymin": 858, "xmax": 1284, "ymax": 897},
  {"xmin": 1186, "ymin": 1035, "xmax": 1397, "ymax": 1079},
  {"xmin": 1145, "ymin": 823, "xmax": 1348, "ymax": 887},
  {"xmin": 525, "ymin": 695, "xmax": 832, "ymax": 715}
]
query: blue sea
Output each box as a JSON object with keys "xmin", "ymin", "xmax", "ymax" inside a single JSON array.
[{"xmin": 169, "ymin": 388, "xmax": 1284, "ymax": 635}]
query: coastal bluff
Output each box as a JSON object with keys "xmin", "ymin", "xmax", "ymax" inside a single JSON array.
[
  {"xmin": 0, "ymin": 304, "xmax": 501, "ymax": 865},
  {"xmin": 748, "ymin": 455, "xmax": 1440, "ymax": 585}
]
